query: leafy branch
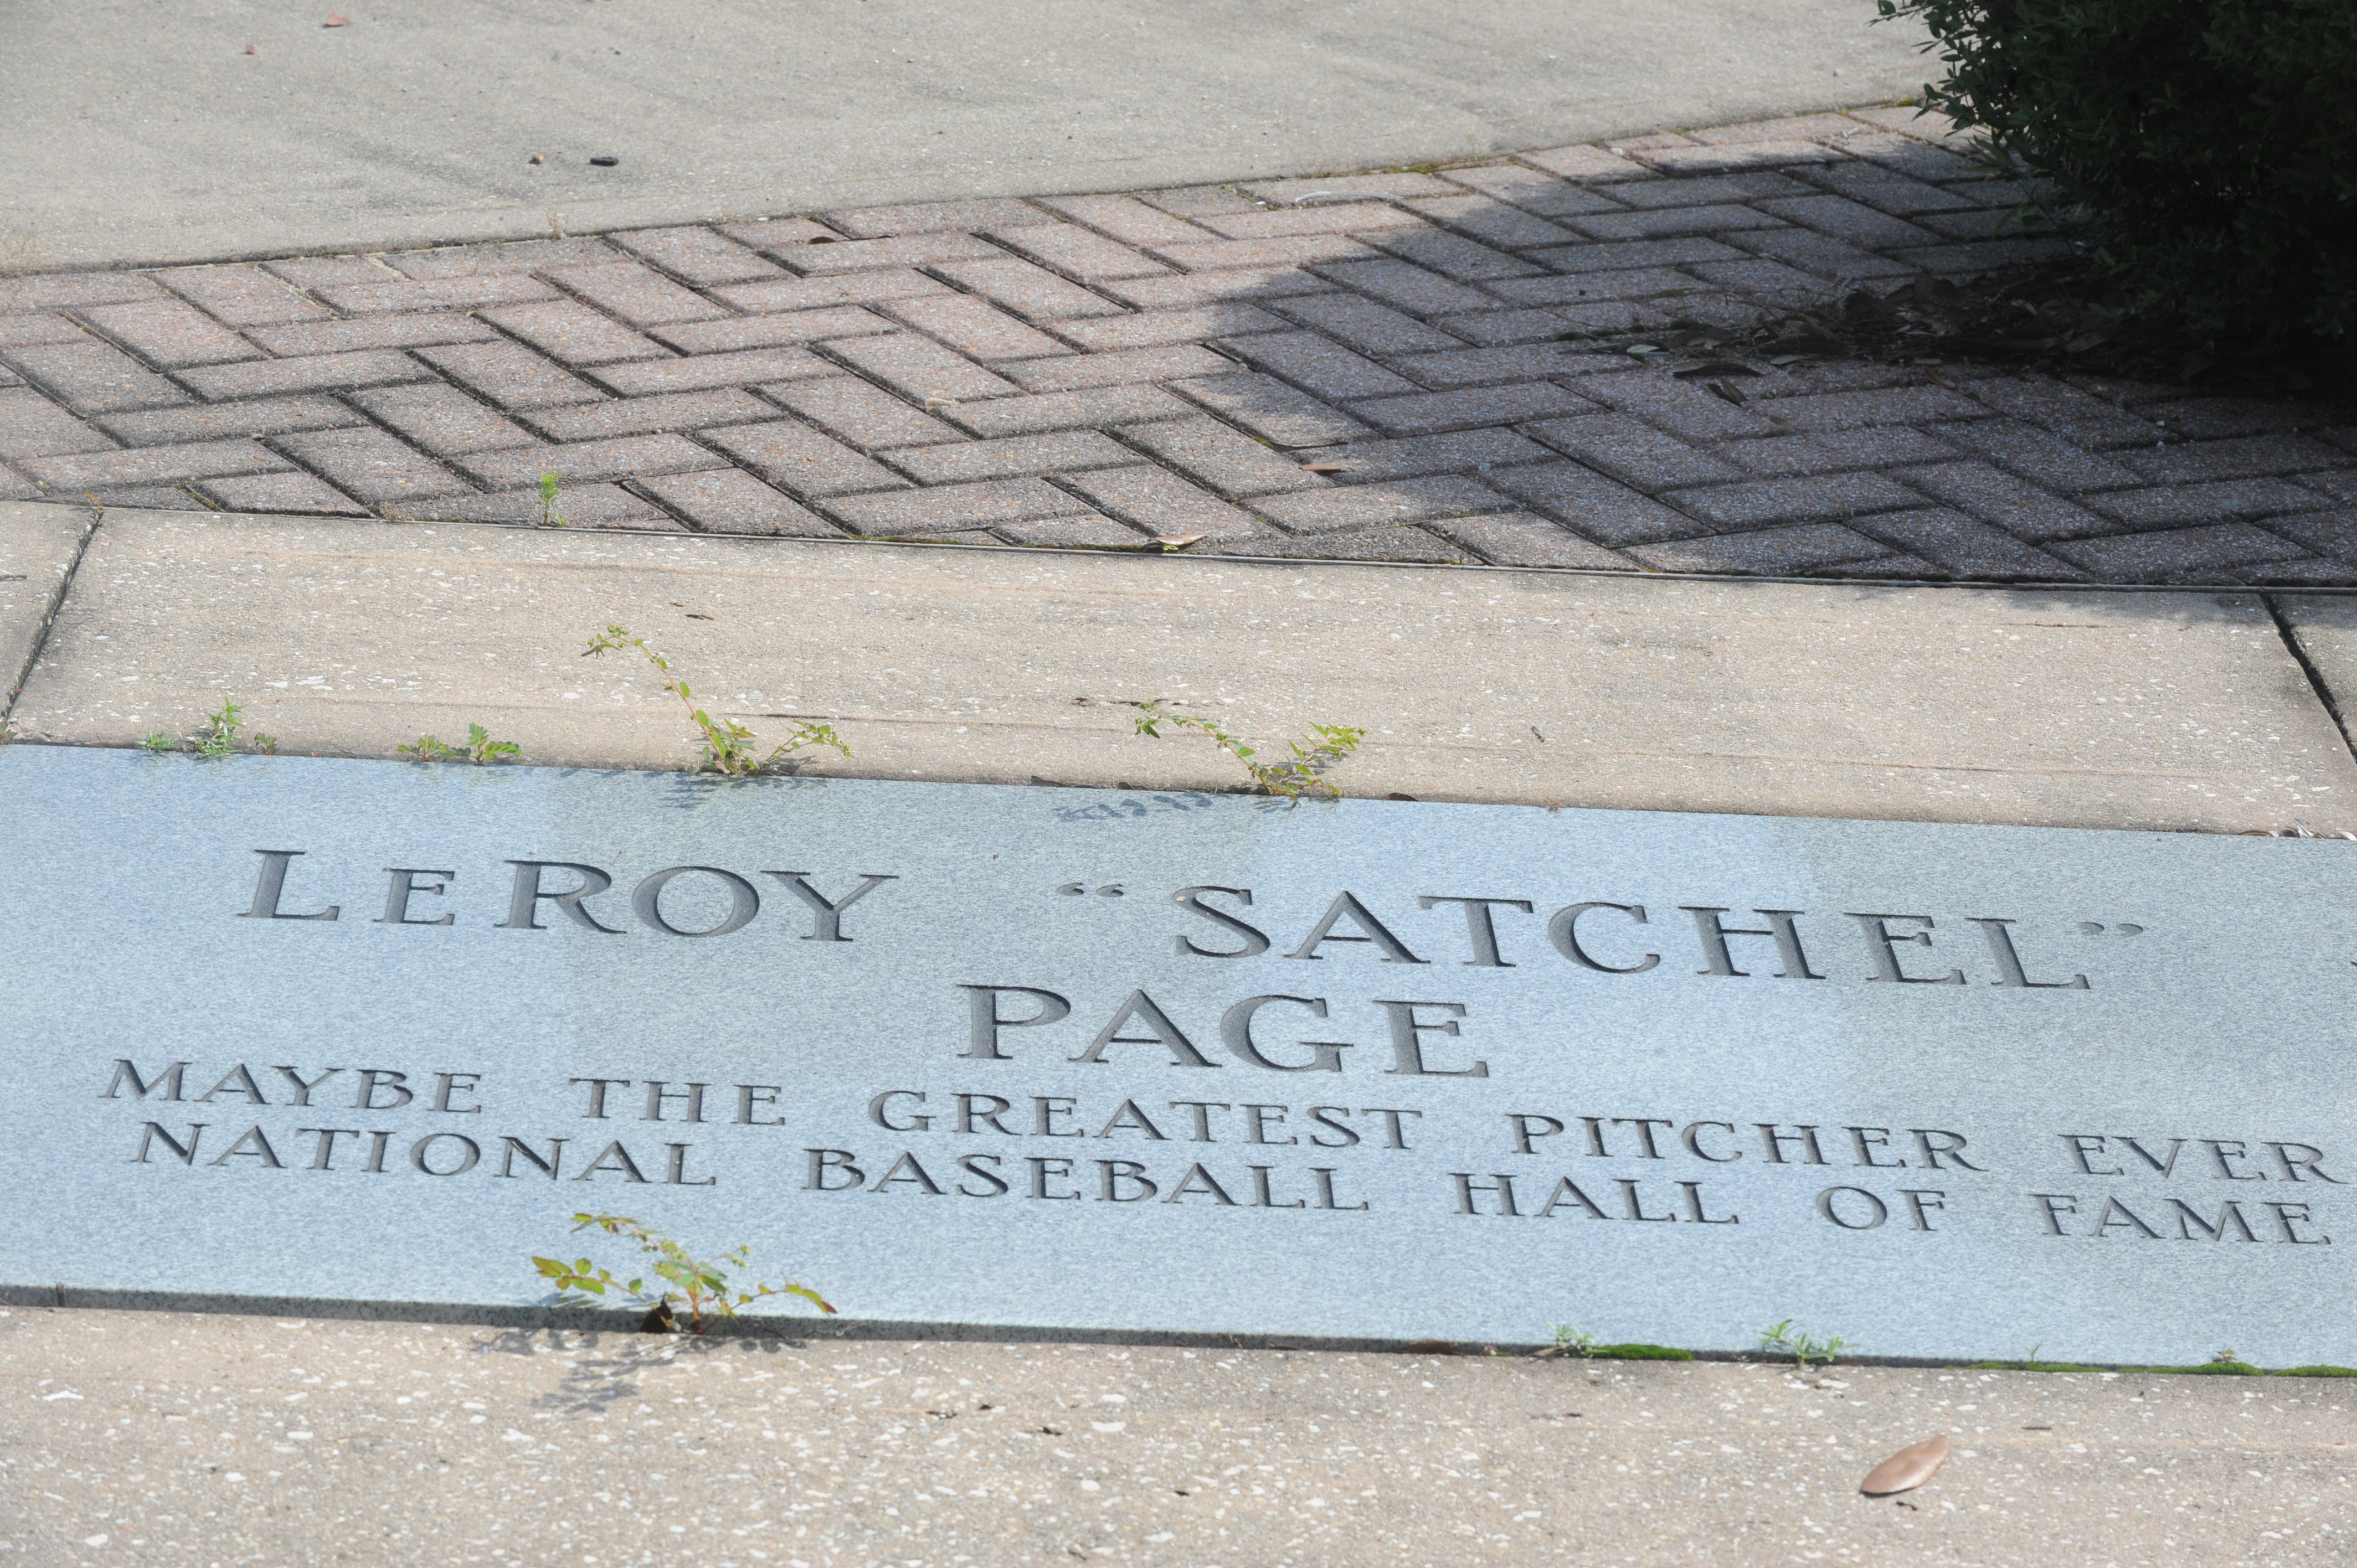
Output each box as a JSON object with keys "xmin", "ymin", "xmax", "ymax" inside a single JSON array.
[
  {"xmin": 1132, "ymin": 700, "xmax": 1363, "ymax": 799},
  {"xmin": 532, "ymin": 1213, "xmax": 836, "ymax": 1334},
  {"xmin": 583, "ymin": 624, "xmax": 848, "ymax": 775}
]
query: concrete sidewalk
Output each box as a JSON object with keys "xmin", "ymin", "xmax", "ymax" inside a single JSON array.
[
  {"xmin": 4, "ymin": 1306, "xmax": 2350, "ymax": 1566},
  {"xmin": 8, "ymin": 502, "xmax": 2357, "ymax": 1564},
  {"xmin": 6, "ymin": 500, "xmax": 2355, "ymax": 834},
  {"xmin": 3, "ymin": 0, "xmax": 1930, "ymax": 269}
]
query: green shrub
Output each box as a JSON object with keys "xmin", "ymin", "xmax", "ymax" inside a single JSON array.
[{"xmin": 1879, "ymin": 1, "xmax": 2357, "ymax": 341}]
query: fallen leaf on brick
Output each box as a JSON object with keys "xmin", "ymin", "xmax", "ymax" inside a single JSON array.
[
  {"xmin": 323, "ymin": 12, "xmax": 350, "ymax": 25},
  {"xmin": 1861, "ymin": 1433, "xmax": 1949, "ymax": 1496},
  {"xmin": 1152, "ymin": 533, "xmax": 1207, "ymax": 551},
  {"xmin": 1298, "ymin": 461, "xmax": 1345, "ymax": 473},
  {"xmin": 1705, "ymin": 380, "xmax": 1747, "ymax": 405},
  {"xmin": 1671, "ymin": 360, "xmax": 1758, "ymax": 380}
]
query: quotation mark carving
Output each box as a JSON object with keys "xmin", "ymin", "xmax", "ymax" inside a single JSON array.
[
  {"xmin": 2076, "ymin": 922, "xmax": 2145, "ymax": 936},
  {"xmin": 1057, "ymin": 883, "xmax": 1125, "ymax": 898}
]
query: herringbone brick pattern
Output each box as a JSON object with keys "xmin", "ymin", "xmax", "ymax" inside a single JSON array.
[{"xmin": 4, "ymin": 107, "xmax": 2351, "ymax": 585}]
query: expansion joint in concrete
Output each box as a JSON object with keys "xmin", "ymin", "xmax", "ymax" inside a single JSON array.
[
  {"xmin": 2265, "ymin": 592, "xmax": 2357, "ymax": 769},
  {"xmin": 2, "ymin": 503, "xmax": 97, "ymax": 723}
]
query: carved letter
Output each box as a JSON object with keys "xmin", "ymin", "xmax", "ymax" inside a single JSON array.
[
  {"xmin": 1682, "ymin": 907, "xmax": 1819, "ymax": 979},
  {"xmin": 1847, "ymin": 914, "xmax": 1964, "ymax": 984},
  {"xmin": 958, "ymin": 984, "xmax": 1071, "ymax": 1060},
  {"xmin": 1548, "ymin": 903, "xmax": 1659, "ymax": 974},
  {"xmin": 241, "ymin": 850, "xmax": 339, "ymax": 921},
  {"xmin": 1072, "ymin": 991, "xmax": 1217, "ymax": 1068},
  {"xmin": 761, "ymin": 873, "xmax": 895, "ymax": 941},
  {"xmin": 497, "ymin": 861, "xmax": 621, "ymax": 933},
  {"xmin": 1173, "ymin": 886, "xmax": 1270, "ymax": 958},
  {"xmin": 378, "ymin": 869, "xmax": 455, "ymax": 927},
  {"xmin": 1416, "ymin": 896, "xmax": 1534, "ymax": 967},
  {"xmin": 632, "ymin": 867, "xmax": 760, "ymax": 938},
  {"xmin": 1287, "ymin": 894, "xmax": 1425, "ymax": 963},
  {"xmin": 1221, "ymin": 995, "xmax": 1351, "ymax": 1072}
]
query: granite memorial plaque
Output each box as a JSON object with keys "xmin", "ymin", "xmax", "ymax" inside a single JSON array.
[{"xmin": 3, "ymin": 745, "xmax": 2351, "ymax": 1365}]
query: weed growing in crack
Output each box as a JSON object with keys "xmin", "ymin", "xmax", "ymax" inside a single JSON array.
[
  {"xmin": 398, "ymin": 723, "xmax": 522, "ymax": 764},
  {"xmin": 583, "ymin": 623, "xmax": 848, "ymax": 775},
  {"xmin": 533, "ymin": 1213, "xmax": 836, "ymax": 1334},
  {"xmin": 1758, "ymin": 1319, "xmax": 1847, "ymax": 1370},
  {"xmin": 143, "ymin": 699, "xmax": 273, "ymax": 756},
  {"xmin": 537, "ymin": 472, "xmax": 566, "ymax": 528},
  {"xmin": 1132, "ymin": 700, "xmax": 1363, "ymax": 799}
]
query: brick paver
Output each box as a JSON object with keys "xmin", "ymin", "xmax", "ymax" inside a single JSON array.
[{"xmin": 4, "ymin": 107, "xmax": 2351, "ymax": 582}]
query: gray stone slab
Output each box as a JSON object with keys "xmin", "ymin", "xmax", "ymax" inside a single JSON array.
[
  {"xmin": 9, "ymin": 506, "xmax": 2355, "ymax": 836},
  {"xmin": 3, "ymin": 743, "xmax": 2355, "ymax": 1366},
  {"xmin": 0, "ymin": 500, "xmax": 89, "ymax": 706}
]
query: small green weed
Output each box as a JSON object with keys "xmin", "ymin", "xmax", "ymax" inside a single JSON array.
[
  {"xmin": 583, "ymin": 625, "xmax": 848, "ymax": 775},
  {"xmin": 1758, "ymin": 1319, "xmax": 1847, "ymax": 1369},
  {"xmin": 145, "ymin": 699, "xmax": 273, "ymax": 756},
  {"xmin": 1551, "ymin": 1325, "xmax": 1598, "ymax": 1356},
  {"xmin": 537, "ymin": 472, "xmax": 565, "ymax": 528},
  {"xmin": 532, "ymin": 1213, "xmax": 835, "ymax": 1334},
  {"xmin": 1132, "ymin": 700, "xmax": 1363, "ymax": 799},
  {"xmin": 398, "ymin": 723, "xmax": 522, "ymax": 764}
]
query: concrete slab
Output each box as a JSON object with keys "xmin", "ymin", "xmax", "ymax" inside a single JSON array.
[
  {"xmin": 7, "ymin": 504, "xmax": 2353, "ymax": 834},
  {"xmin": 4, "ymin": 1307, "xmax": 2350, "ymax": 1565},
  {"xmin": 0, "ymin": 503, "xmax": 90, "ymax": 709},
  {"xmin": 2, "ymin": 1, "xmax": 1934, "ymax": 269}
]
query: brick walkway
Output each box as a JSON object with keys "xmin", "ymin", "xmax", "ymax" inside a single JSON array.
[{"xmin": 3, "ymin": 107, "xmax": 2351, "ymax": 586}]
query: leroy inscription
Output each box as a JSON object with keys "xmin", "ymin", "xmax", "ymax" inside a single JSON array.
[{"xmin": 1, "ymin": 746, "xmax": 2350, "ymax": 1364}]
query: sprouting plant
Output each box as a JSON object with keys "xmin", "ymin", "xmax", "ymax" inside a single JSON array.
[
  {"xmin": 140, "ymin": 731, "xmax": 180, "ymax": 753},
  {"xmin": 195, "ymin": 699, "xmax": 244, "ymax": 756},
  {"xmin": 532, "ymin": 1213, "xmax": 835, "ymax": 1334},
  {"xmin": 1758, "ymin": 1320, "xmax": 1847, "ymax": 1369},
  {"xmin": 1553, "ymin": 1326, "xmax": 1598, "ymax": 1357},
  {"xmin": 194, "ymin": 699, "xmax": 274, "ymax": 755},
  {"xmin": 1131, "ymin": 700, "xmax": 1363, "ymax": 800},
  {"xmin": 583, "ymin": 624, "xmax": 848, "ymax": 775},
  {"xmin": 537, "ymin": 472, "xmax": 565, "ymax": 528},
  {"xmin": 398, "ymin": 723, "xmax": 522, "ymax": 764}
]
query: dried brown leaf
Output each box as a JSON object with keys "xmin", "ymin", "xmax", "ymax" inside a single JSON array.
[{"xmin": 1861, "ymin": 1432, "xmax": 1950, "ymax": 1495}]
